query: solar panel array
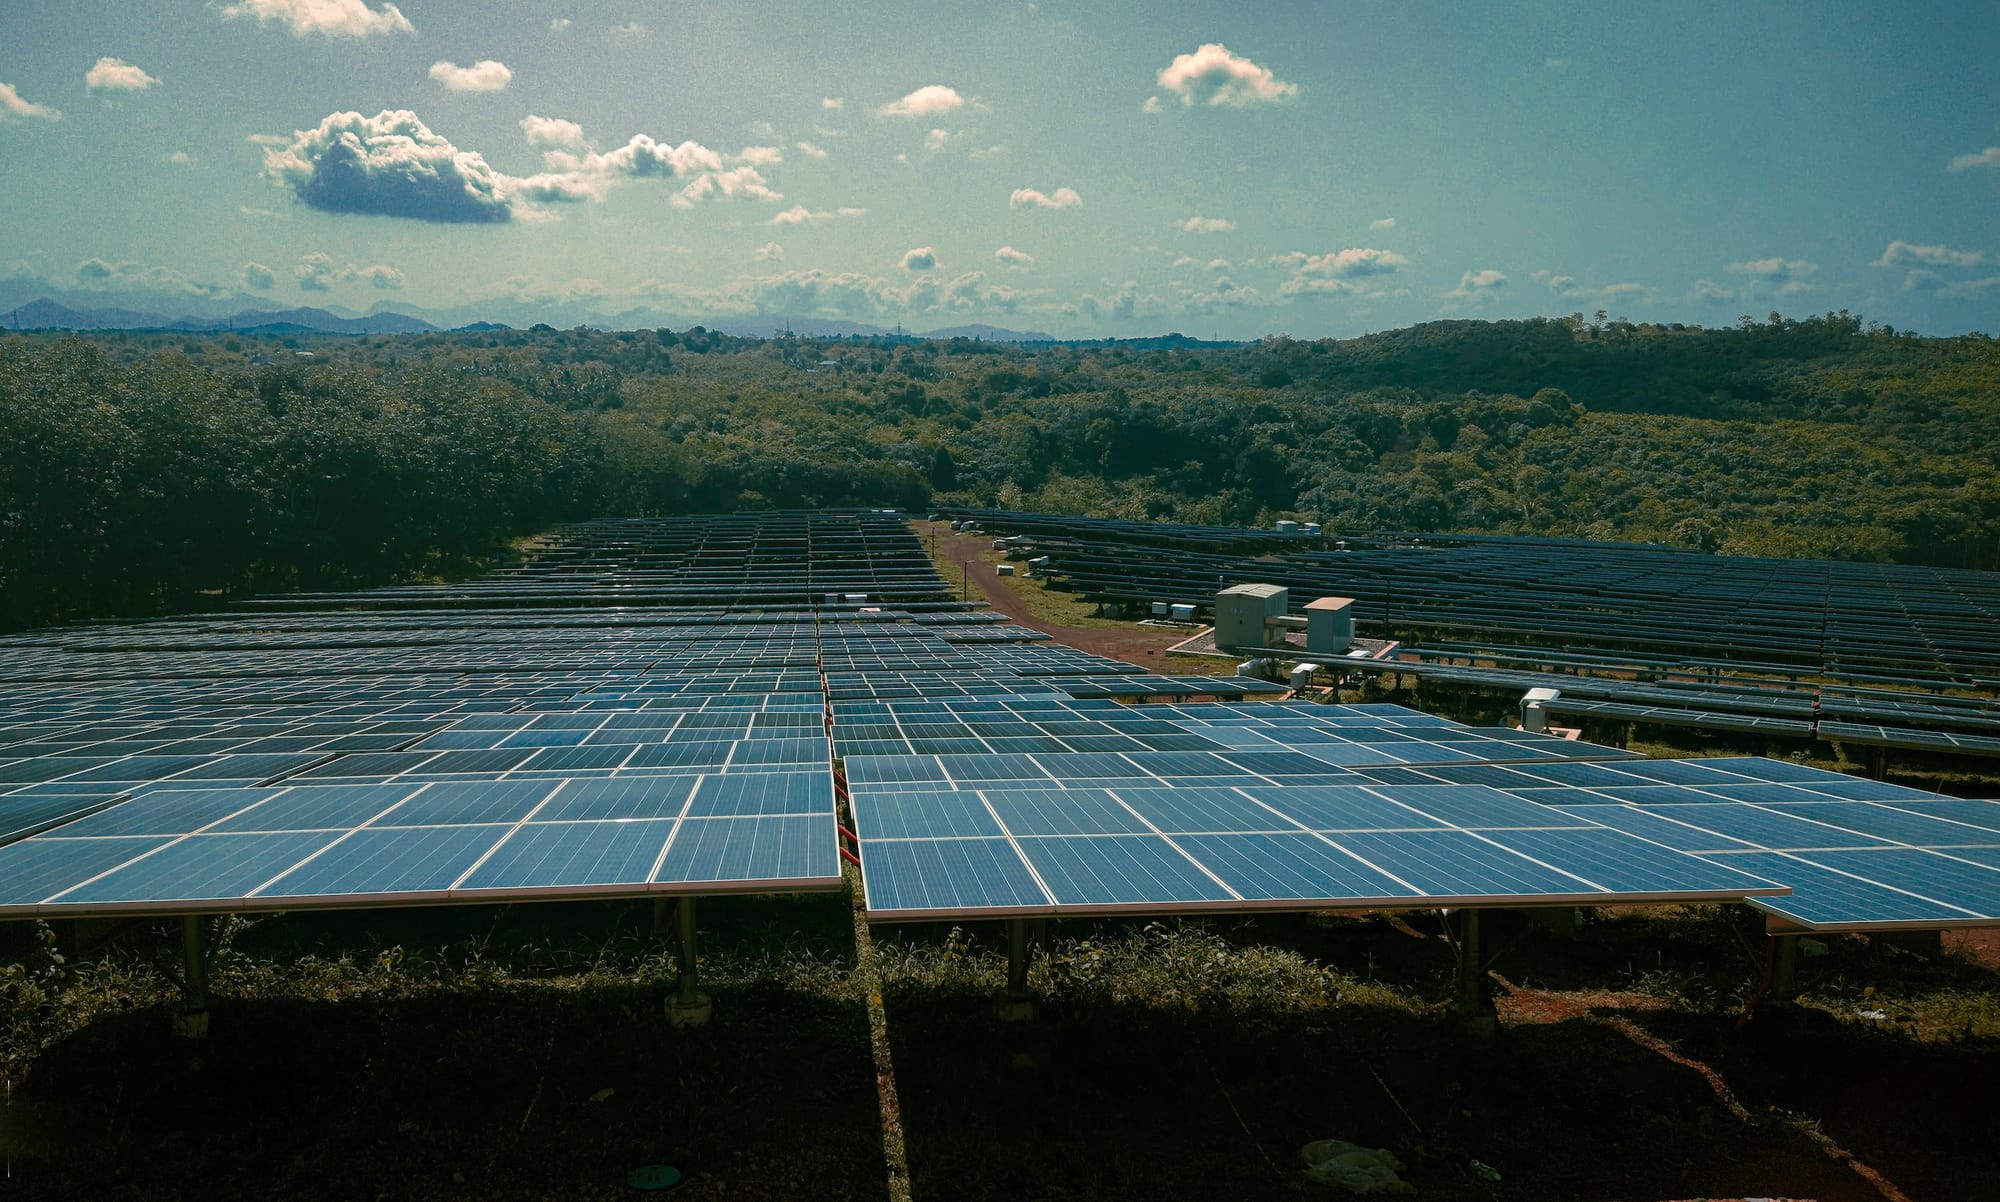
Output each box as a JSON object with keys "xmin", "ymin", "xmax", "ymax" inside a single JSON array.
[
  {"xmin": 945, "ymin": 508, "xmax": 2000, "ymax": 756},
  {"xmin": 2, "ymin": 508, "xmax": 1996, "ymax": 935}
]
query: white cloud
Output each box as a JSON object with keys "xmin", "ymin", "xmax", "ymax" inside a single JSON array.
[
  {"xmin": 1369, "ymin": 217, "xmax": 1396, "ymax": 231},
  {"xmin": 264, "ymin": 110, "xmax": 513, "ymax": 222},
  {"xmin": 0, "ymin": 82, "xmax": 61, "ymax": 122},
  {"xmin": 735, "ymin": 145, "xmax": 784, "ymax": 166},
  {"xmin": 1946, "ymin": 146, "xmax": 2000, "ymax": 173},
  {"xmin": 770, "ymin": 204, "xmax": 864, "ymax": 225},
  {"xmin": 995, "ymin": 246, "xmax": 1034, "ymax": 268},
  {"xmin": 221, "ymin": 0, "xmax": 413, "ymax": 38},
  {"xmin": 1179, "ymin": 215, "xmax": 1234, "ymax": 234},
  {"xmin": 168, "ymin": 150, "xmax": 195, "ymax": 165},
  {"xmin": 86, "ymin": 57, "xmax": 160, "ymax": 92},
  {"xmin": 1693, "ymin": 279, "xmax": 1734, "ymax": 302},
  {"xmin": 753, "ymin": 241, "xmax": 783, "ymax": 262},
  {"xmin": 878, "ymin": 85, "xmax": 964, "ymax": 118},
  {"xmin": 72, "ymin": 258, "xmax": 229, "ymax": 298},
  {"xmin": 549, "ymin": 17, "xmax": 571, "ymax": 31},
  {"xmin": 513, "ymin": 130, "xmax": 781, "ymax": 211},
  {"xmin": 1277, "ymin": 247, "xmax": 1409, "ymax": 296},
  {"xmin": 429, "ymin": 60, "xmax": 512, "ymax": 93},
  {"xmin": 1207, "ymin": 258, "xmax": 1232, "ymax": 271},
  {"xmin": 296, "ymin": 251, "xmax": 404, "ymax": 291},
  {"xmin": 1445, "ymin": 269, "xmax": 1507, "ymax": 300},
  {"xmin": 520, "ymin": 114, "xmax": 586, "ymax": 150},
  {"xmin": 1875, "ymin": 240, "xmax": 1983, "ymax": 269},
  {"xmin": 1010, "ymin": 186, "xmax": 1081, "ymax": 210},
  {"xmin": 1154, "ymin": 43, "xmax": 1297, "ymax": 108},
  {"xmin": 1727, "ymin": 257, "xmax": 1817, "ymax": 282},
  {"xmin": 837, "ymin": 207, "xmax": 867, "ymax": 217},
  {"xmin": 610, "ymin": 22, "xmax": 647, "ymax": 37},
  {"xmin": 821, "ymin": 97, "xmax": 845, "ymax": 110},
  {"xmin": 902, "ymin": 246, "xmax": 937, "ymax": 272},
  {"xmin": 240, "ymin": 262, "xmax": 276, "ymax": 291},
  {"xmin": 1141, "ymin": 95, "xmax": 1164, "ymax": 114},
  {"xmin": 970, "ymin": 143, "xmax": 1008, "ymax": 159},
  {"xmin": 924, "ymin": 127, "xmax": 951, "ymax": 152},
  {"xmin": 795, "ymin": 140, "xmax": 828, "ymax": 159}
]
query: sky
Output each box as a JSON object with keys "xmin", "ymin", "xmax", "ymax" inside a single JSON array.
[{"xmin": 1, "ymin": 0, "xmax": 1995, "ymax": 338}]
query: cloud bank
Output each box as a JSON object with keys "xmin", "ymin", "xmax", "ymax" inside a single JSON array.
[
  {"xmin": 221, "ymin": 0, "xmax": 413, "ymax": 38},
  {"xmin": 264, "ymin": 110, "xmax": 513, "ymax": 222}
]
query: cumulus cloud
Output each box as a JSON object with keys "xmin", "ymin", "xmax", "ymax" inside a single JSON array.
[
  {"xmin": 221, "ymin": 0, "xmax": 413, "ymax": 38},
  {"xmin": 549, "ymin": 17, "xmax": 571, "ymax": 31},
  {"xmin": 770, "ymin": 204, "xmax": 863, "ymax": 225},
  {"xmin": 1693, "ymin": 279, "xmax": 1734, "ymax": 302},
  {"xmin": 995, "ymin": 246, "xmax": 1034, "ymax": 268},
  {"xmin": 878, "ymin": 85, "xmax": 964, "ymax": 118},
  {"xmin": 168, "ymin": 150, "xmax": 195, "ymax": 165},
  {"xmin": 264, "ymin": 110, "xmax": 513, "ymax": 222},
  {"xmin": 1369, "ymin": 217, "xmax": 1396, "ymax": 231},
  {"xmin": 1445, "ymin": 269, "xmax": 1507, "ymax": 300},
  {"xmin": 1277, "ymin": 247, "xmax": 1409, "ymax": 296},
  {"xmin": 923, "ymin": 127, "xmax": 952, "ymax": 152},
  {"xmin": 296, "ymin": 251, "xmax": 403, "ymax": 291},
  {"xmin": 86, "ymin": 57, "xmax": 160, "ymax": 92},
  {"xmin": 610, "ymin": 22, "xmax": 646, "ymax": 37},
  {"xmin": 1947, "ymin": 146, "xmax": 2000, "ymax": 173},
  {"xmin": 1010, "ymin": 186, "xmax": 1081, "ymax": 210},
  {"xmin": 1154, "ymin": 43, "xmax": 1297, "ymax": 108},
  {"xmin": 821, "ymin": 97, "xmax": 844, "ymax": 110},
  {"xmin": 902, "ymin": 246, "xmax": 937, "ymax": 272},
  {"xmin": 753, "ymin": 241, "xmax": 783, "ymax": 262},
  {"xmin": 1875, "ymin": 240, "xmax": 1983, "ymax": 269},
  {"xmin": 270, "ymin": 110, "xmax": 783, "ymax": 222},
  {"xmin": 241, "ymin": 262, "xmax": 276, "ymax": 291},
  {"xmin": 72, "ymin": 258, "xmax": 228, "ymax": 297},
  {"xmin": 0, "ymin": 82, "xmax": 61, "ymax": 122},
  {"xmin": 430, "ymin": 60, "xmax": 512, "ymax": 93},
  {"xmin": 735, "ymin": 145, "xmax": 784, "ymax": 166},
  {"xmin": 1179, "ymin": 215, "xmax": 1234, "ymax": 234},
  {"xmin": 520, "ymin": 114, "xmax": 586, "ymax": 150},
  {"xmin": 1141, "ymin": 96, "xmax": 1164, "ymax": 114},
  {"xmin": 795, "ymin": 140, "xmax": 827, "ymax": 159},
  {"xmin": 1728, "ymin": 257, "xmax": 1817, "ymax": 282}
]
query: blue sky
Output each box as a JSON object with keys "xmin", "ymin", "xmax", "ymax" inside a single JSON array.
[{"xmin": 1, "ymin": 1, "xmax": 1994, "ymax": 337}]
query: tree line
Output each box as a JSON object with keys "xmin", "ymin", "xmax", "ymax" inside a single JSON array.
[{"xmin": 3, "ymin": 312, "xmax": 1995, "ymax": 629}]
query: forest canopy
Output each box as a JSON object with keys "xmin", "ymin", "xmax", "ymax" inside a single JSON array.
[{"xmin": 2, "ymin": 313, "xmax": 1996, "ymax": 630}]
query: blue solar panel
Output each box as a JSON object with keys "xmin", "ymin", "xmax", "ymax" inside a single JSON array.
[
  {"xmin": 209, "ymin": 783, "xmax": 421, "ymax": 832},
  {"xmin": 687, "ymin": 771, "xmax": 829, "ymax": 816},
  {"xmin": 459, "ymin": 820, "xmax": 678, "ymax": 890},
  {"xmin": 536, "ymin": 776, "xmax": 696, "ymax": 821},
  {"xmin": 860, "ymin": 838, "xmax": 1048, "ymax": 914},
  {"xmin": 0, "ymin": 836, "xmax": 173, "ymax": 905},
  {"xmin": 374, "ymin": 780, "xmax": 558, "ymax": 827},
  {"xmin": 51, "ymin": 832, "xmax": 343, "ymax": 905},
  {"xmin": 258, "ymin": 825, "xmax": 508, "ymax": 897},
  {"xmin": 1235, "ymin": 784, "xmax": 1452, "ymax": 832},
  {"xmin": 1373, "ymin": 784, "xmax": 1594, "ymax": 830},
  {"xmin": 655, "ymin": 815, "xmax": 833, "ymax": 883},
  {"xmin": 981, "ymin": 788, "xmax": 1153, "ymax": 836},
  {"xmin": 1321, "ymin": 830, "xmax": 1595, "ymax": 897},
  {"xmin": 50, "ymin": 788, "xmax": 273, "ymax": 837},
  {"xmin": 851, "ymin": 790, "xmax": 1001, "ymax": 839},
  {"xmin": 1698, "ymin": 852, "xmax": 1973, "ymax": 926},
  {"xmin": 1175, "ymin": 833, "xmax": 1419, "ymax": 902},
  {"xmin": 1016, "ymin": 835, "xmax": 1234, "ymax": 906},
  {"xmin": 1481, "ymin": 827, "xmax": 1785, "ymax": 895}
]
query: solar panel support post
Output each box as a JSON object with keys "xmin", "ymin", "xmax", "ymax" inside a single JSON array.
[
  {"xmin": 665, "ymin": 897, "xmax": 713, "ymax": 1028},
  {"xmin": 174, "ymin": 916, "xmax": 211, "ymax": 1040},
  {"xmin": 1446, "ymin": 910, "xmax": 1498, "ymax": 1037},
  {"xmin": 1768, "ymin": 933, "xmax": 1799, "ymax": 1003},
  {"xmin": 995, "ymin": 917, "xmax": 1035, "ymax": 1024}
]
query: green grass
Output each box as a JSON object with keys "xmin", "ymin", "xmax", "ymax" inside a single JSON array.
[{"xmin": 7, "ymin": 899, "xmax": 1998, "ymax": 1199}]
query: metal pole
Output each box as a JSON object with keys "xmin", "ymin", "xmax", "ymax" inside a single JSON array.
[
  {"xmin": 677, "ymin": 896, "xmax": 700, "ymax": 1004},
  {"xmin": 176, "ymin": 915, "xmax": 211, "ymax": 1039},
  {"xmin": 1449, "ymin": 909, "xmax": 1497, "ymax": 1033},
  {"xmin": 1770, "ymin": 933, "xmax": 1799, "ymax": 1001},
  {"xmin": 1006, "ymin": 917, "xmax": 1029, "ymax": 993}
]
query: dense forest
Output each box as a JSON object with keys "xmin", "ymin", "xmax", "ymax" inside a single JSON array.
[{"xmin": 2, "ymin": 313, "xmax": 1997, "ymax": 630}]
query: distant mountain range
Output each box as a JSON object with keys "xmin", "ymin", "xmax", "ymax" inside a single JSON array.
[{"xmin": 1, "ymin": 290, "xmax": 1066, "ymax": 343}]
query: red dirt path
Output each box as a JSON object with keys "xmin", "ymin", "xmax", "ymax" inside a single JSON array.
[{"xmin": 928, "ymin": 526, "xmax": 1191, "ymax": 669}]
